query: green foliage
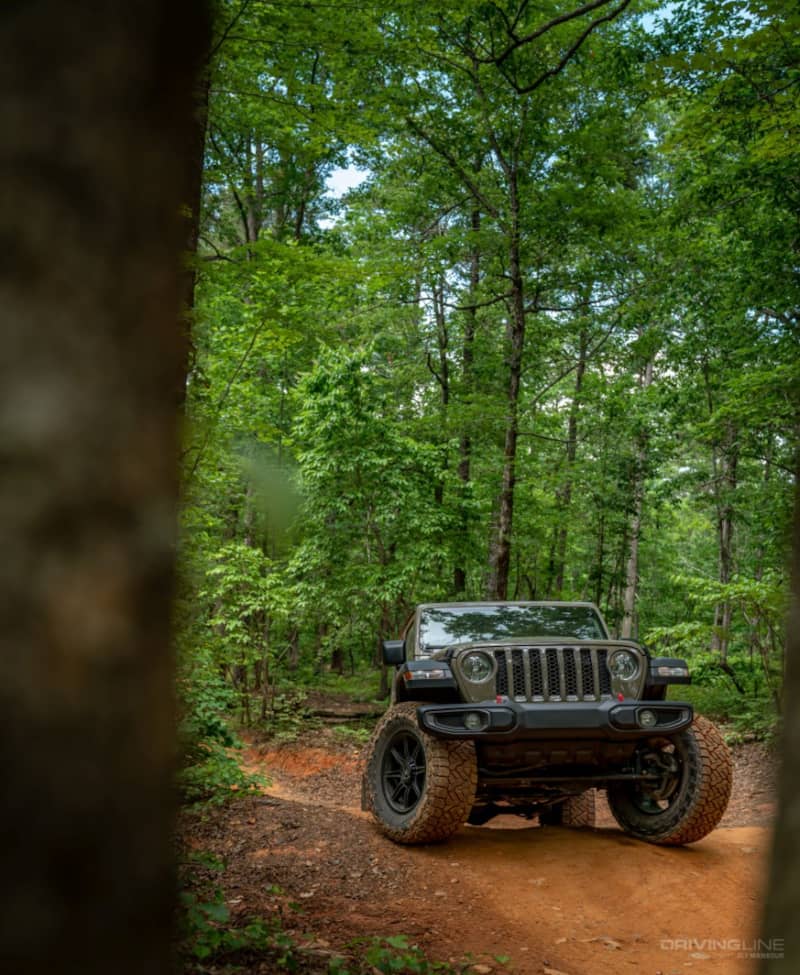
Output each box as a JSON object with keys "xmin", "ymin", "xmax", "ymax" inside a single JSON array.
[
  {"xmin": 177, "ymin": 0, "xmax": 795, "ymax": 770},
  {"xmin": 330, "ymin": 723, "xmax": 374, "ymax": 746},
  {"xmin": 670, "ymin": 676, "xmax": 779, "ymax": 743},
  {"xmin": 176, "ymin": 647, "xmax": 266, "ymax": 805},
  {"xmin": 179, "ymin": 853, "xmax": 488, "ymax": 974},
  {"xmin": 179, "ymin": 854, "xmax": 298, "ymax": 970},
  {"xmin": 177, "ymin": 738, "xmax": 264, "ymax": 808},
  {"xmin": 330, "ymin": 936, "xmax": 480, "ymax": 975},
  {"xmin": 265, "ymin": 689, "xmax": 315, "ymax": 743}
]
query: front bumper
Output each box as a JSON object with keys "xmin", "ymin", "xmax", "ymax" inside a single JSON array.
[{"xmin": 417, "ymin": 699, "xmax": 693, "ymax": 741}]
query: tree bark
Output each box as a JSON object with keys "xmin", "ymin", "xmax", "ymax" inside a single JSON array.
[
  {"xmin": 179, "ymin": 62, "xmax": 212, "ymax": 408},
  {"xmin": 759, "ymin": 470, "xmax": 800, "ymax": 973},
  {"xmin": 487, "ymin": 168, "xmax": 525, "ymax": 600},
  {"xmin": 621, "ymin": 354, "xmax": 654, "ymax": 639},
  {"xmin": 431, "ymin": 274, "xmax": 450, "ymax": 508},
  {"xmin": 552, "ymin": 325, "xmax": 588, "ymax": 596},
  {"xmin": 454, "ymin": 198, "xmax": 481, "ymax": 595},
  {"xmin": 710, "ymin": 420, "xmax": 738, "ymax": 662},
  {"xmin": 0, "ymin": 3, "xmax": 208, "ymax": 973}
]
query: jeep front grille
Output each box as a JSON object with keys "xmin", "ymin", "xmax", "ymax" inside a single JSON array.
[{"xmin": 493, "ymin": 646, "xmax": 613, "ymax": 702}]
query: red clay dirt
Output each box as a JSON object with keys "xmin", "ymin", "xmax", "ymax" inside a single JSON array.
[{"xmin": 181, "ymin": 727, "xmax": 777, "ymax": 975}]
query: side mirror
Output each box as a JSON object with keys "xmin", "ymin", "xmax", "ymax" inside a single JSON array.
[{"xmin": 382, "ymin": 639, "xmax": 405, "ymax": 666}]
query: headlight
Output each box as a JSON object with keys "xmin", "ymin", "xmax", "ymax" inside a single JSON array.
[
  {"xmin": 608, "ymin": 650, "xmax": 639, "ymax": 681},
  {"xmin": 461, "ymin": 651, "xmax": 493, "ymax": 683}
]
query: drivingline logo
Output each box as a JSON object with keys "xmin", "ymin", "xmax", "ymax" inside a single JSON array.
[{"xmin": 659, "ymin": 938, "xmax": 785, "ymax": 960}]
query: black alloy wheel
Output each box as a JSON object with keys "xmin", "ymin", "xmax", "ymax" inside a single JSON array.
[
  {"xmin": 363, "ymin": 702, "xmax": 477, "ymax": 843},
  {"xmin": 381, "ymin": 730, "xmax": 426, "ymax": 813}
]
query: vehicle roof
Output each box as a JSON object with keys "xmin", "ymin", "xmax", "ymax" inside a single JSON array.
[{"xmin": 416, "ymin": 600, "xmax": 602, "ymax": 610}]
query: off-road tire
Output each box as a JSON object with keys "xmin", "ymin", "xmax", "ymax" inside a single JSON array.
[
  {"xmin": 539, "ymin": 790, "xmax": 596, "ymax": 828},
  {"xmin": 363, "ymin": 702, "xmax": 477, "ymax": 844},
  {"xmin": 607, "ymin": 715, "xmax": 732, "ymax": 845}
]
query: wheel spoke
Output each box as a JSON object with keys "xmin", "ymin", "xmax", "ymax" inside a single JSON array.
[{"xmin": 381, "ymin": 731, "xmax": 427, "ymax": 814}]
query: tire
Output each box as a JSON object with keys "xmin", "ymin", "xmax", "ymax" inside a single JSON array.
[
  {"xmin": 363, "ymin": 702, "xmax": 477, "ymax": 844},
  {"xmin": 539, "ymin": 790, "xmax": 596, "ymax": 828},
  {"xmin": 607, "ymin": 715, "xmax": 732, "ymax": 846}
]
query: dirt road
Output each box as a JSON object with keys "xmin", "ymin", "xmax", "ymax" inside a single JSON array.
[{"xmin": 185, "ymin": 731, "xmax": 776, "ymax": 975}]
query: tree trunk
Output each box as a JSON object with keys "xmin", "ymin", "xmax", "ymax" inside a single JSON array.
[
  {"xmin": 487, "ymin": 169, "xmax": 525, "ymax": 600},
  {"xmin": 710, "ymin": 421, "xmax": 739, "ymax": 662},
  {"xmin": 552, "ymin": 325, "xmax": 588, "ymax": 596},
  {"xmin": 454, "ymin": 198, "xmax": 480, "ymax": 596},
  {"xmin": 179, "ymin": 68, "xmax": 211, "ymax": 408},
  {"xmin": 431, "ymin": 275, "xmax": 450, "ymax": 508},
  {"xmin": 621, "ymin": 354, "xmax": 654, "ymax": 640},
  {"xmin": 287, "ymin": 626, "xmax": 300, "ymax": 671},
  {"xmin": 377, "ymin": 602, "xmax": 393, "ymax": 698},
  {"xmin": 0, "ymin": 3, "xmax": 208, "ymax": 974},
  {"xmin": 330, "ymin": 645, "xmax": 345, "ymax": 675},
  {"xmin": 759, "ymin": 471, "xmax": 800, "ymax": 973}
]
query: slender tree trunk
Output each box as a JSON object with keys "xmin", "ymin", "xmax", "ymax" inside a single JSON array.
[
  {"xmin": 620, "ymin": 486, "xmax": 644, "ymax": 639},
  {"xmin": 621, "ymin": 354, "xmax": 654, "ymax": 639},
  {"xmin": 592, "ymin": 512, "xmax": 606, "ymax": 606},
  {"xmin": 454, "ymin": 197, "xmax": 481, "ymax": 595},
  {"xmin": 287, "ymin": 626, "xmax": 300, "ymax": 671},
  {"xmin": 377, "ymin": 601, "xmax": 394, "ymax": 698},
  {"xmin": 180, "ymin": 68, "xmax": 211, "ymax": 408},
  {"xmin": 0, "ymin": 3, "xmax": 208, "ymax": 973},
  {"xmin": 711, "ymin": 421, "xmax": 738, "ymax": 662},
  {"xmin": 553, "ymin": 325, "xmax": 588, "ymax": 596},
  {"xmin": 431, "ymin": 275, "xmax": 450, "ymax": 508},
  {"xmin": 750, "ymin": 438, "xmax": 773, "ymax": 658},
  {"xmin": 487, "ymin": 169, "xmax": 525, "ymax": 600}
]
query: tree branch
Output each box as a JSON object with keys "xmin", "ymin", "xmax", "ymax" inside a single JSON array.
[
  {"xmin": 405, "ymin": 116, "xmax": 500, "ymax": 219},
  {"xmin": 514, "ymin": 0, "xmax": 634, "ymax": 95},
  {"xmin": 477, "ymin": 0, "xmax": 619, "ymax": 65},
  {"xmin": 208, "ymin": 0, "xmax": 253, "ymax": 61}
]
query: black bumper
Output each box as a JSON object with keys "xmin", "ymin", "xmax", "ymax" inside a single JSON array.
[{"xmin": 417, "ymin": 699, "xmax": 693, "ymax": 741}]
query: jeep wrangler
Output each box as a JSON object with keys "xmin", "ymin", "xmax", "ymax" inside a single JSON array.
[{"xmin": 362, "ymin": 601, "xmax": 732, "ymax": 845}]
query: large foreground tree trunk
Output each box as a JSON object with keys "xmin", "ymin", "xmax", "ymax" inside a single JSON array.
[
  {"xmin": 760, "ymin": 470, "xmax": 800, "ymax": 973},
  {"xmin": 0, "ymin": 3, "xmax": 208, "ymax": 974}
]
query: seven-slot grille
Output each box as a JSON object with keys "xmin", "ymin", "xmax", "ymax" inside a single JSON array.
[{"xmin": 492, "ymin": 646, "xmax": 613, "ymax": 701}]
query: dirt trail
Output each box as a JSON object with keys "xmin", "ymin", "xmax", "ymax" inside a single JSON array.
[{"xmin": 187, "ymin": 731, "xmax": 776, "ymax": 975}]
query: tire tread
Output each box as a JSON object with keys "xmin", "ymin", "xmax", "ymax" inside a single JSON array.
[{"xmin": 364, "ymin": 702, "xmax": 477, "ymax": 844}]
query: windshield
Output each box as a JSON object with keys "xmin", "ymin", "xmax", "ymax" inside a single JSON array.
[{"xmin": 418, "ymin": 604, "xmax": 606, "ymax": 651}]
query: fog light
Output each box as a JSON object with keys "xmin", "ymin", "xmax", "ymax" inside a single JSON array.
[
  {"xmin": 638, "ymin": 708, "xmax": 657, "ymax": 729},
  {"xmin": 464, "ymin": 712, "xmax": 484, "ymax": 730}
]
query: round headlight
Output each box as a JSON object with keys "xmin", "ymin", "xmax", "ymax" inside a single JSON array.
[
  {"xmin": 461, "ymin": 651, "xmax": 493, "ymax": 683},
  {"xmin": 608, "ymin": 650, "xmax": 639, "ymax": 681}
]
